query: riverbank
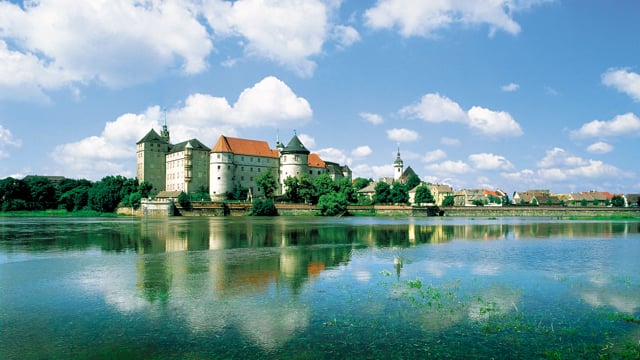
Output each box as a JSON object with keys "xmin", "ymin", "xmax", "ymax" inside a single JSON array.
[{"xmin": 5, "ymin": 204, "xmax": 638, "ymax": 218}]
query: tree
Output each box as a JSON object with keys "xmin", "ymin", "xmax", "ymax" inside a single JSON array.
[
  {"xmin": 611, "ymin": 195, "xmax": 625, "ymax": 207},
  {"xmin": 88, "ymin": 175, "xmax": 135, "ymax": 213},
  {"xmin": 373, "ymin": 181, "xmax": 391, "ymax": 204},
  {"xmin": 191, "ymin": 185, "xmax": 211, "ymax": 201},
  {"xmin": 255, "ymin": 169, "xmax": 278, "ymax": 198},
  {"xmin": 442, "ymin": 195, "xmax": 455, "ymax": 207},
  {"xmin": 406, "ymin": 174, "xmax": 421, "ymax": 191},
  {"xmin": 24, "ymin": 176, "xmax": 57, "ymax": 210},
  {"xmin": 317, "ymin": 192, "xmax": 348, "ymax": 216},
  {"xmin": 283, "ymin": 176, "xmax": 301, "ymax": 202},
  {"xmin": 0, "ymin": 177, "xmax": 30, "ymax": 211},
  {"xmin": 531, "ymin": 198, "xmax": 539, "ymax": 206},
  {"xmin": 390, "ymin": 181, "xmax": 409, "ymax": 204},
  {"xmin": 335, "ymin": 177, "xmax": 356, "ymax": 204},
  {"xmin": 414, "ymin": 185, "xmax": 434, "ymax": 205},
  {"xmin": 472, "ymin": 199, "xmax": 485, "ymax": 206},
  {"xmin": 298, "ymin": 174, "xmax": 315, "ymax": 204},
  {"xmin": 226, "ymin": 183, "xmax": 248, "ymax": 201},
  {"xmin": 352, "ymin": 177, "xmax": 372, "ymax": 191},
  {"xmin": 177, "ymin": 191, "xmax": 191, "ymax": 209},
  {"xmin": 59, "ymin": 185, "xmax": 90, "ymax": 212},
  {"xmin": 313, "ymin": 173, "xmax": 335, "ymax": 200},
  {"xmin": 251, "ymin": 198, "xmax": 278, "ymax": 216},
  {"xmin": 138, "ymin": 181, "xmax": 153, "ymax": 198}
]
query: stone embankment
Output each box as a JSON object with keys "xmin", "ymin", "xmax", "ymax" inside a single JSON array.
[{"xmin": 132, "ymin": 200, "xmax": 640, "ymax": 217}]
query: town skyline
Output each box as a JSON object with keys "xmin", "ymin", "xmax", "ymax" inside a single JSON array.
[{"xmin": 1, "ymin": 1, "xmax": 639, "ymax": 194}]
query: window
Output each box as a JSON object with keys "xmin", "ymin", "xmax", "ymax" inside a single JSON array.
[{"xmin": 217, "ymin": 165, "xmax": 220, "ymax": 170}]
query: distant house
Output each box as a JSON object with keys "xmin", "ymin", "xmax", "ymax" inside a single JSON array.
[
  {"xmin": 565, "ymin": 191, "xmax": 611, "ymax": 207},
  {"xmin": 428, "ymin": 184, "xmax": 454, "ymax": 206},
  {"xmin": 454, "ymin": 189, "xmax": 486, "ymax": 206},
  {"xmin": 22, "ymin": 175, "xmax": 66, "ymax": 188},
  {"xmin": 357, "ymin": 182, "xmax": 377, "ymax": 202},
  {"xmin": 626, "ymin": 194, "xmax": 640, "ymax": 207},
  {"xmin": 513, "ymin": 190, "xmax": 551, "ymax": 205}
]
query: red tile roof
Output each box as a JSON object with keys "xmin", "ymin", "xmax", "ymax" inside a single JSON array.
[
  {"xmin": 211, "ymin": 135, "xmax": 279, "ymax": 158},
  {"xmin": 308, "ymin": 153, "xmax": 325, "ymax": 168}
]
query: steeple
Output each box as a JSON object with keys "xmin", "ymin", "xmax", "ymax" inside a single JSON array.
[
  {"xmin": 160, "ymin": 108, "xmax": 170, "ymax": 142},
  {"xmin": 393, "ymin": 146, "xmax": 403, "ymax": 180}
]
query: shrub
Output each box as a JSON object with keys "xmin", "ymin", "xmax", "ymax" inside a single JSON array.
[{"xmin": 251, "ymin": 198, "xmax": 278, "ymax": 216}]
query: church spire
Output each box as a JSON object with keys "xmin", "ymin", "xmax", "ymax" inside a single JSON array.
[
  {"xmin": 393, "ymin": 145, "xmax": 403, "ymax": 180},
  {"xmin": 160, "ymin": 108, "xmax": 170, "ymax": 142}
]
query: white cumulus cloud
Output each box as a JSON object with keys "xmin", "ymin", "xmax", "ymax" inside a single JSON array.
[
  {"xmin": 501, "ymin": 83, "xmax": 520, "ymax": 92},
  {"xmin": 602, "ymin": 68, "xmax": 640, "ymax": 102},
  {"xmin": 332, "ymin": 25, "xmax": 361, "ymax": 49},
  {"xmin": 423, "ymin": 149, "xmax": 447, "ymax": 163},
  {"xmin": 400, "ymin": 93, "xmax": 466, "ymax": 123},
  {"xmin": 203, "ymin": 0, "xmax": 338, "ymax": 77},
  {"xmin": 387, "ymin": 128, "xmax": 419, "ymax": 142},
  {"xmin": 467, "ymin": 106, "xmax": 523, "ymax": 137},
  {"xmin": 364, "ymin": 0, "xmax": 550, "ymax": 38},
  {"xmin": 0, "ymin": 0, "xmax": 212, "ymax": 93},
  {"xmin": 468, "ymin": 153, "xmax": 514, "ymax": 170},
  {"xmin": 351, "ymin": 146, "xmax": 372, "ymax": 158},
  {"xmin": 0, "ymin": 124, "xmax": 22, "ymax": 159},
  {"xmin": 51, "ymin": 77, "xmax": 311, "ymax": 180},
  {"xmin": 425, "ymin": 160, "xmax": 473, "ymax": 175},
  {"xmin": 586, "ymin": 142, "xmax": 613, "ymax": 154},
  {"xmin": 401, "ymin": 93, "xmax": 523, "ymax": 137},
  {"xmin": 317, "ymin": 147, "xmax": 347, "ymax": 164},
  {"xmin": 360, "ymin": 112, "xmax": 384, "ymax": 125},
  {"xmin": 571, "ymin": 113, "xmax": 640, "ymax": 138}
]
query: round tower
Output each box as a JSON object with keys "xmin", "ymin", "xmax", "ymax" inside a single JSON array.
[
  {"xmin": 210, "ymin": 135, "xmax": 235, "ymax": 200},
  {"xmin": 279, "ymin": 134, "xmax": 310, "ymax": 192},
  {"xmin": 393, "ymin": 147, "xmax": 404, "ymax": 180}
]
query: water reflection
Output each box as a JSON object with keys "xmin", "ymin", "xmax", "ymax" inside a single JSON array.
[{"xmin": 2, "ymin": 217, "xmax": 640, "ymax": 358}]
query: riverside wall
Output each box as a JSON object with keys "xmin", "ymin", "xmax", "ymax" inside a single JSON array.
[
  {"xmin": 137, "ymin": 201, "xmax": 640, "ymax": 218},
  {"xmin": 440, "ymin": 206, "xmax": 640, "ymax": 218}
]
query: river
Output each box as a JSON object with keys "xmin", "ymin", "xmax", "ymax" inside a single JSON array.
[{"xmin": 1, "ymin": 216, "xmax": 639, "ymax": 359}]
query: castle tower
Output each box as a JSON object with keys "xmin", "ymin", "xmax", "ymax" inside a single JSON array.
[
  {"xmin": 136, "ymin": 128, "xmax": 171, "ymax": 195},
  {"xmin": 393, "ymin": 147, "xmax": 404, "ymax": 181},
  {"xmin": 279, "ymin": 134, "xmax": 310, "ymax": 193},
  {"xmin": 210, "ymin": 135, "xmax": 235, "ymax": 200}
]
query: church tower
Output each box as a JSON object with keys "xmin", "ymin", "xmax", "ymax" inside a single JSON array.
[{"xmin": 393, "ymin": 147, "xmax": 404, "ymax": 181}]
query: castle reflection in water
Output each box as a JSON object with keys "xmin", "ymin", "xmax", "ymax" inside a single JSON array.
[{"xmin": 128, "ymin": 218, "xmax": 640, "ymax": 303}]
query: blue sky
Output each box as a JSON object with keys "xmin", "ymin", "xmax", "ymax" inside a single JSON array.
[{"xmin": 0, "ymin": 0, "xmax": 639, "ymax": 195}]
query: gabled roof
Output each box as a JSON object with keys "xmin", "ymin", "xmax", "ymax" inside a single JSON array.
[
  {"xmin": 357, "ymin": 182, "xmax": 377, "ymax": 193},
  {"xmin": 308, "ymin": 153, "xmax": 326, "ymax": 168},
  {"xmin": 211, "ymin": 135, "xmax": 279, "ymax": 158},
  {"xmin": 401, "ymin": 166, "xmax": 417, "ymax": 179},
  {"xmin": 428, "ymin": 184, "xmax": 454, "ymax": 193},
  {"xmin": 168, "ymin": 138, "xmax": 210, "ymax": 154},
  {"xmin": 137, "ymin": 129, "xmax": 168, "ymax": 144}
]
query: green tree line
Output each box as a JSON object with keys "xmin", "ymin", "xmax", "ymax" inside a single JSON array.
[
  {"xmin": 0, "ymin": 176, "xmax": 152, "ymax": 213},
  {"xmin": 250, "ymin": 171, "xmax": 438, "ymax": 216}
]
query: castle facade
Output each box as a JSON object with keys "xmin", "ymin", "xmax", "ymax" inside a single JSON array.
[{"xmin": 136, "ymin": 127, "xmax": 352, "ymax": 199}]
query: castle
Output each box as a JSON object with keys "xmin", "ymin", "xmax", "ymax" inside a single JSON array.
[{"xmin": 136, "ymin": 124, "xmax": 352, "ymax": 199}]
